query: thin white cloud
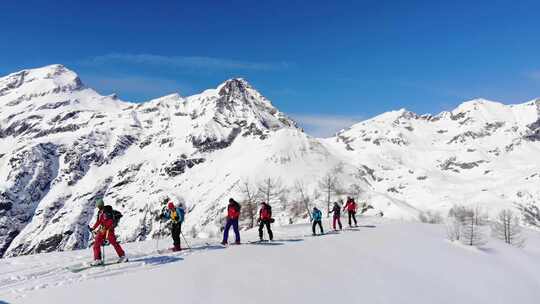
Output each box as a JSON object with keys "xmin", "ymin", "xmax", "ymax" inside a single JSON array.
[
  {"xmin": 291, "ymin": 114, "xmax": 363, "ymax": 138},
  {"xmin": 529, "ymin": 70, "xmax": 540, "ymax": 81},
  {"xmin": 81, "ymin": 53, "xmax": 289, "ymax": 71},
  {"xmin": 82, "ymin": 74, "xmax": 191, "ymax": 102}
]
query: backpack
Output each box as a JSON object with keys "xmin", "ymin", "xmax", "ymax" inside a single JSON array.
[
  {"xmin": 176, "ymin": 208, "xmax": 185, "ymax": 223},
  {"xmin": 260, "ymin": 204, "xmax": 271, "ymax": 220},
  {"xmin": 313, "ymin": 209, "xmax": 322, "ymax": 221},
  {"xmin": 233, "ymin": 201, "xmax": 241, "ymax": 213},
  {"xmin": 103, "ymin": 205, "xmax": 123, "ymax": 228}
]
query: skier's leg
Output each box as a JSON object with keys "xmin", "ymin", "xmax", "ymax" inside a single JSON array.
[
  {"xmin": 232, "ymin": 219, "xmax": 240, "ymax": 243},
  {"xmin": 258, "ymin": 221, "xmax": 264, "ymax": 240},
  {"xmin": 348, "ymin": 211, "xmax": 352, "ymax": 226},
  {"xmin": 266, "ymin": 221, "xmax": 273, "ymax": 240},
  {"xmin": 353, "ymin": 212, "xmax": 357, "ymax": 226},
  {"xmin": 338, "ymin": 217, "xmax": 342, "ymax": 230},
  {"xmin": 93, "ymin": 233, "xmax": 104, "ymax": 260},
  {"xmin": 107, "ymin": 231, "xmax": 125, "ymax": 257},
  {"xmin": 333, "ymin": 217, "xmax": 337, "ymax": 230},
  {"xmin": 312, "ymin": 221, "xmax": 316, "ymax": 235},
  {"xmin": 319, "ymin": 221, "xmax": 324, "ymax": 234},
  {"xmin": 172, "ymin": 223, "xmax": 181, "ymax": 248},
  {"xmin": 222, "ymin": 219, "xmax": 231, "ymax": 243}
]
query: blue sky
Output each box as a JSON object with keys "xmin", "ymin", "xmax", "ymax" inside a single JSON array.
[{"xmin": 1, "ymin": 0, "xmax": 539, "ymax": 136}]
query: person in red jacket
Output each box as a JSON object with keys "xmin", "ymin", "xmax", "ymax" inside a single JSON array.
[
  {"xmin": 89, "ymin": 198, "xmax": 127, "ymax": 265},
  {"xmin": 221, "ymin": 198, "xmax": 241, "ymax": 245},
  {"xmin": 343, "ymin": 197, "xmax": 358, "ymax": 227},
  {"xmin": 258, "ymin": 202, "xmax": 273, "ymax": 241}
]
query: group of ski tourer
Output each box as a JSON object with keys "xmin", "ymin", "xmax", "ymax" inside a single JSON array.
[
  {"xmin": 87, "ymin": 196, "xmax": 369, "ymax": 266},
  {"xmin": 88, "ymin": 197, "xmax": 186, "ymax": 266}
]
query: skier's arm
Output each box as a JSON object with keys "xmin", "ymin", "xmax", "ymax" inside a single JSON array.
[
  {"xmin": 162, "ymin": 210, "xmax": 170, "ymax": 220},
  {"xmin": 91, "ymin": 215, "xmax": 102, "ymax": 230}
]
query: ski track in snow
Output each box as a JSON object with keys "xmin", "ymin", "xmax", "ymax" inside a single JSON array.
[
  {"xmin": 1, "ymin": 216, "xmax": 540, "ymax": 304},
  {"xmin": 0, "ymin": 216, "xmax": 380, "ymax": 298},
  {"xmin": 0, "ymin": 217, "xmax": 381, "ymax": 299}
]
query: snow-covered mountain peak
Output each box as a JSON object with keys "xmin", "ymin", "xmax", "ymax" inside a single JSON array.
[
  {"xmin": 185, "ymin": 78, "xmax": 297, "ymax": 133},
  {"xmin": 452, "ymin": 98, "xmax": 503, "ymax": 113},
  {"xmin": 0, "ymin": 64, "xmax": 83, "ymax": 100}
]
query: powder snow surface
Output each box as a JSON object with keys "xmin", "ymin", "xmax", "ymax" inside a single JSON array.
[{"xmin": 1, "ymin": 217, "xmax": 539, "ymax": 304}]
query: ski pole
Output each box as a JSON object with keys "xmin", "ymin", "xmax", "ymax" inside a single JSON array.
[
  {"xmin": 156, "ymin": 218, "xmax": 162, "ymax": 252},
  {"xmin": 180, "ymin": 231, "xmax": 192, "ymax": 250}
]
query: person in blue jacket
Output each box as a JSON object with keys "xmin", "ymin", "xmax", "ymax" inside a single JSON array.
[
  {"xmin": 311, "ymin": 207, "xmax": 324, "ymax": 235},
  {"xmin": 161, "ymin": 201, "xmax": 185, "ymax": 251}
]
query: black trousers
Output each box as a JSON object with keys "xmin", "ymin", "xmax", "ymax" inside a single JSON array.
[
  {"xmin": 258, "ymin": 220, "xmax": 273, "ymax": 240},
  {"xmin": 171, "ymin": 222, "xmax": 182, "ymax": 247},
  {"xmin": 312, "ymin": 220, "xmax": 323, "ymax": 234},
  {"xmin": 348, "ymin": 211, "xmax": 357, "ymax": 226}
]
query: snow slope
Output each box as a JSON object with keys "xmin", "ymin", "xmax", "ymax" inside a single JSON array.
[
  {"xmin": 1, "ymin": 64, "xmax": 540, "ymax": 259},
  {"xmin": 1, "ymin": 217, "xmax": 539, "ymax": 303}
]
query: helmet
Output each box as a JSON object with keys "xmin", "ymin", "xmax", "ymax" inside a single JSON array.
[
  {"xmin": 167, "ymin": 202, "xmax": 175, "ymax": 210},
  {"xmin": 96, "ymin": 198, "xmax": 104, "ymax": 208}
]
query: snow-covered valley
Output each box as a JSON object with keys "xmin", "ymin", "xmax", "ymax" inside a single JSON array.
[{"xmin": 1, "ymin": 64, "xmax": 540, "ymax": 260}]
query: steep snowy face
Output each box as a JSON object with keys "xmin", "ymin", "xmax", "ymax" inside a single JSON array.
[
  {"xmin": 325, "ymin": 98, "xmax": 540, "ymax": 216},
  {"xmin": 0, "ymin": 65, "xmax": 327, "ymax": 258}
]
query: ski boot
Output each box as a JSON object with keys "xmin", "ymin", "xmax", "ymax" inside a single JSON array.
[{"xmin": 90, "ymin": 259, "xmax": 104, "ymax": 266}]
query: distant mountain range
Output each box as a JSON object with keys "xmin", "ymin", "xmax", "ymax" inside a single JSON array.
[{"xmin": 1, "ymin": 64, "xmax": 539, "ymax": 257}]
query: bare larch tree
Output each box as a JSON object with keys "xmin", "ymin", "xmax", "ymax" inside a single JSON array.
[
  {"xmin": 491, "ymin": 209, "xmax": 525, "ymax": 247},
  {"xmin": 318, "ymin": 173, "xmax": 338, "ymax": 217},
  {"xmin": 461, "ymin": 206, "xmax": 488, "ymax": 246}
]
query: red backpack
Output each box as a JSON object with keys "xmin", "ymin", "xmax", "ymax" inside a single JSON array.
[{"xmin": 260, "ymin": 204, "xmax": 271, "ymax": 220}]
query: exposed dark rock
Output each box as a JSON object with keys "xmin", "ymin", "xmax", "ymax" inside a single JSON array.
[
  {"xmin": 106, "ymin": 135, "xmax": 138, "ymax": 162},
  {"xmin": 523, "ymin": 118, "xmax": 540, "ymax": 141},
  {"xmin": 439, "ymin": 157, "xmax": 487, "ymax": 171},
  {"xmin": 447, "ymin": 130, "xmax": 489, "ymax": 144},
  {"xmin": 164, "ymin": 158, "xmax": 205, "ymax": 177},
  {"xmin": 191, "ymin": 127, "xmax": 241, "ymax": 152},
  {"xmin": 35, "ymin": 123, "xmax": 85, "ymax": 138},
  {"xmin": 37, "ymin": 100, "xmax": 71, "ymax": 110},
  {"xmin": 0, "ymin": 143, "xmax": 59, "ymax": 257}
]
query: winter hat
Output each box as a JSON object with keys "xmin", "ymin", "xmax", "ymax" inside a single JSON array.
[
  {"xmin": 96, "ymin": 198, "xmax": 104, "ymax": 208},
  {"xmin": 167, "ymin": 202, "xmax": 175, "ymax": 210}
]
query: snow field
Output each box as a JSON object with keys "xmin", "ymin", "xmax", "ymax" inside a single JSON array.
[{"xmin": 1, "ymin": 216, "xmax": 539, "ymax": 304}]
